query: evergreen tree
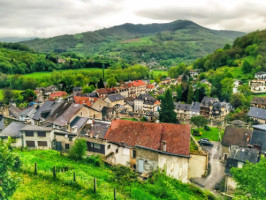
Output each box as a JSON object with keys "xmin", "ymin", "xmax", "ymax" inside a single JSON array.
[
  {"xmin": 159, "ymin": 89, "xmax": 177, "ymax": 123},
  {"xmin": 97, "ymin": 78, "xmax": 105, "ymax": 88},
  {"xmin": 187, "ymin": 84, "xmax": 194, "ymax": 104}
]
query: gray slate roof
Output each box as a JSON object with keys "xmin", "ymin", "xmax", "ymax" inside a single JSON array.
[
  {"xmin": 191, "ymin": 102, "xmax": 200, "ymax": 112},
  {"xmin": 229, "ymin": 145, "xmax": 259, "ymax": 163},
  {"xmin": 251, "ymin": 126, "xmax": 266, "ymax": 153},
  {"xmin": 0, "ymin": 114, "xmax": 4, "ymax": 130},
  {"xmin": 20, "ymin": 125, "xmax": 52, "ymax": 131},
  {"xmin": 222, "ymin": 126, "xmax": 252, "ymax": 147},
  {"xmin": 90, "ymin": 121, "xmax": 111, "ymax": 139},
  {"xmin": 107, "ymin": 94, "xmax": 124, "ymax": 102},
  {"xmin": 136, "ymin": 93, "xmax": 158, "ymax": 105},
  {"xmin": 32, "ymin": 101, "xmax": 58, "ymax": 121},
  {"xmin": 9, "ymin": 105, "xmax": 22, "ymax": 119},
  {"xmin": 200, "ymin": 96, "xmax": 218, "ymax": 107},
  {"xmin": 174, "ymin": 102, "xmax": 191, "ymax": 111},
  {"xmin": 20, "ymin": 106, "xmax": 37, "ymax": 119},
  {"xmin": 70, "ymin": 116, "xmax": 88, "ymax": 131},
  {"xmin": 247, "ymin": 107, "xmax": 266, "ymax": 120},
  {"xmin": 0, "ymin": 122, "xmax": 26, "ymax": 138}
]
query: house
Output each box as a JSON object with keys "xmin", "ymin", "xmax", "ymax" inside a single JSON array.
[
  {"xmin": 200, "ymin": 97, "xmax": 231, "ymax": 119},
  {"xmin": 104, "ymin": 94, "xmax": 124, "ymax": 107},
  {"xmin": 74, "ymin": 96, "xmax": 98, "ymax": 107},
  {"xmin": 116, "ymin": 86, "xmax": 129, "ymax": 98},
  {"xmin": 96, "ymin": 88, "xmax": 116, "ymax": 100},
  {"xmin": 73, "ymin": 87, "xmax": 82, "ymax": 96},
  {"xmin": 251, "ymin": 97, "xmax": 266, "ymax": 108},
  {"xmin": 190, "ymin": 102, "xmax": 200, "ymax": 117},
  {"xmin": 70, "ymin": 116, "xmax": 88, "ymax": 133},
  {"xmin": 49, "ymin": 91, "xmax": 67, "ymax": 100},
  {"xmin": 221, "ymin": 126, "xmax": 252, "ymax": 160},
  {"xmin": 102, "ymin": 107, "xmax": 117, "ymax": 121},
  {"xmin": 134, "ymin": 93, "xmax": 160, "ymax": 114},
  {"xmin": 174, "ymin": 103, "xmax": 191, "ymax": 120},
  {"xmin": 127, "ymin": 80, "xmax": 147, "ymax": 97},
  {"xmin": 20, "ymin": 125, "xmax": 53, "ymax": 149},
  {"xmin": 80, "ymin": 120, "xmax": 111, "ymax": 155},
  {"xmin": 53, "ymin": 130, "xmax": 77, "ymax": 151},
  {"xmin": 201, "ymin": 79, "xmax": 212, "ymax": 88},
  {"xmin": 255, "ymin": 71, "xmax": 266, "ymax": 80},
  {"xmin": 104, "ymin": 119, "xmax": 191, "ymax": 182},
  {"xmin": 8, "ymin": 104, "xmax": 22, "ymax": 119},
  {"xmin": 36, "ymin": 85, "xmax": 58, "ymax": 97},
  {"xmin": 189, "ymin": 69, "xmax": 199, "ymax": 79},
  {"xmin": 250, "ymin": 124, "xmax": 266, "ymax": 154},
  {"xmin": 19, "ymin": 105, "xmax": 37, "ymax": 122},
  {"xmin": 247, "ymin": 107, "xmax": 266, "ymax": 124},
  {"xmin": 229, "ymin": 120, "xmax": 247, "ymax": 128},
  {"xmin": 146, "ymin": 84, "xmax": 155, "ymax": 92},
  {"xmin": 0, "ymin": 122, "xmax": 26, "ymax": 147},
  {"xmin": 224, "ymin": 145, "xmax": 260, "ymax": 194},
  {"xmin": 249, "ymin": 79, "xmax": 266, "ymax": 93}
]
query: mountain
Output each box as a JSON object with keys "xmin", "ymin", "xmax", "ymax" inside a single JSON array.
[
  {"xmin": 21, "ymin": 20, "xmax": 245, "ymax": 66},
  {"xmin": 0, "ymin": 37, "xmax": 36, "ymax": 43}
]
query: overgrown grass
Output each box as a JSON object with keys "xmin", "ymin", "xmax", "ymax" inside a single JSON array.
[
  {"xmin": 152, "ymin": 70, "xmax": 168, "ymax": 77},
  {"xmin": 0, "ymin": 89, "xmax": 23, "ymax": 101},
  {"xmin": 193, "ymin": 127, "xmax": 224, "ymax": 142},
  {"xmin": 12, "ymin": 149, "xmax": 217, "ymax": 200}
]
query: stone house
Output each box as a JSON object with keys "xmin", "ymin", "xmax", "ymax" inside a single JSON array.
[
  {"xmin": 116, "ymin": 86, "xmax": 129, "ymax": 98},
  {"xmin": 251, "ymin": 97, "xmax": 266, "ymax": 109},
  {"xmin": 126, "ymin": 80, "xmax": 147, "ymax": 97},
  {"xmin": 104, "ymin": 94, "xmax": 124, "ymax": 107},
  {"xmin": 53, "ymin": 130, "xmax": 77, "ymax": 151},
  {"xmin": 49, "ymin": 91, "xmax": 67, "ymax": 101},
  {"xmin": 134, "ymin": 93, "xmax": 160, "ymax": 114},
  {"xmin": 174, "ymin": 103, "xmax": 192, "ymax": 120},
  {"xmin": 20, "ymin": 125, "xmax": 53, "ymax": 149},
  {"xmin": 200, "ymin": 97, "xmax": 231, "ymax": 119},
  {"xmin": 247, "ymin": 107, "xmax": 266, "ymax": 124},
  {"xmin": 96, "ymin": 88, "xmax": 116, "ymax": 100},
  {"xmin": 249, "ymin": 79, "xmax": 266, "ymax": 93},
  {"xmin": 19, "ymin": 105, "xmax": 37, "ymax": 123},
  {"xmin": 104, "ymin": 119, "xmax": 191, "ymax": 183},
  {"xmin": 0, "ymin": 122, "xmax": 26, "ymax": 148}
]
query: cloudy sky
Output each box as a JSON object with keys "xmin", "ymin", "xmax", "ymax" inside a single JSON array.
[{"xmin": 0, "ymin": 0, "xmax": 265, "ymax": 38}]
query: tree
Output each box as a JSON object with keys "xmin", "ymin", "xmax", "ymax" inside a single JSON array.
[
  {"xmin": 82, "ymin": 85, "xmax": 95, "ymax": 93},
  {"xmin": 159, "ymin": 89, "xmax": 177, "ymax": 123},
  {"xmin": 97, "ymin": 78, "xmax": 105, "ymax": 88},
  {"xmin": 230, "ymin": 93, "xmax": 248, "ymax": 108},
  {"xmin": 231, "ymin": 157, "xmax": 266, "ymax": 200},
  {"xmin": 238, "ymin": 85, "xmax": 252, "ymax": 97},
  {"xmin": 187, "ymin": 84, "xmax": 194, "ymax": 104},
  {"xmin": 21, "ymin": 89, "xmax": 37, "ymax": 102},
  {"xmin": 3, "ymin": 88, "xmax": 14, "ymax": 104},
  {"xmin": 0, "ymin": 138, "xmax": 18, "ymax": 199},
  {"xmin": 221, "ymin": 78, "xmax": 234, "ymax": 101},
  {"xmin": 69, "ymin": 138, "xmax": 87, "ymax": 161},
  {"xmin": 107, "ymin": 77, "xmax": 117, "ymax": 88},
  {"xmin": 190, "ymin": 116, "xmax": 207, "ymax": 130},
  {"xmin": 242, "ymin": 60, "xmax": 252, "ymax": 74}
]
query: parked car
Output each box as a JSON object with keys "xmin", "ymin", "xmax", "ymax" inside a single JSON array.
[
  {"xmin": 198, "ymin": 140, "xmax": 213, "ymax": 147},
  {"xmin": 198, "ymin": 138, "xmax": 209, "ymax": 142}
]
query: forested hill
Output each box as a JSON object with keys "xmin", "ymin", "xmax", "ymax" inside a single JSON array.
[
  {"xmin": 193, "ymin": 29, "xmax": 266, "ymax": 72},
  {"xmin": 21, "ymin": 20, "xmax": 245, "ymax": 66}
]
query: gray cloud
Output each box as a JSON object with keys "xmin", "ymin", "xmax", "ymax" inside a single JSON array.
[{"xmin": 0, "ymin": 0, "xmax": 265, "ymax": 37}]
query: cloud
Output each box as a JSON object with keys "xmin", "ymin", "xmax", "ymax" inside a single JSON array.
[{"xmin": 0, "ymin": 0, "xmax": 265, "ymax": 37}]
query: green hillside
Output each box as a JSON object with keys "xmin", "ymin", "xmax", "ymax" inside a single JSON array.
[
  {"xmin": 21, "ymin": 20, "xmax": 244, "ymax": 66},
  {"xmin": 11, "ymin": 150, "xmax": 216, "ymax": 200}
]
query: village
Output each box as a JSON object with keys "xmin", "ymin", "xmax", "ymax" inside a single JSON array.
[{"xmin": 0, "ymin": 68, "xmax": 265, "ymax": 197}]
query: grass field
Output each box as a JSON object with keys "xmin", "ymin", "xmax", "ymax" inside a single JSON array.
[
  {"xmin": 11, "ymin": 149, "xmax": 216, "ymax": 200},
  {"xmin": 23, "ymin": 68, "xmax": 103, "ymax": 79},
  {"xmin": 0, "ymin": 89, "xmax": 23, "ymax": 101},
  {"xmin": 152, "ymin": 70, "xmax": 168, "ymax": 77},
  {"xmin": 193, "ymin": 127, "xmax": 224, "ymax": 142}
]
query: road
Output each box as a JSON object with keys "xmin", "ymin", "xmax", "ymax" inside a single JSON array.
[{"xmin": 192, "ymin": 142, "xmax": 225, "ymax": 191}]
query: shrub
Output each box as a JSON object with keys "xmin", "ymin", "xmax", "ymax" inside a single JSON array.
[
  {"xmin": 85, "ymin": 155, "xmax": 102, "ymax": 167},
  {"xmin": 69, "ymin": 138, "xmax": 87, "ymax": 161},
  {"xmin": 204, "ymin": 125, "xmax": 211, "ymax": 131},
  {"xmin": 193, "ymin": 129, "xmax": 202, "ymax": 136}
]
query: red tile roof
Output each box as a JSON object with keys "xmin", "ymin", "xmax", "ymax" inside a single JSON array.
[
  {"xmin": 49, "ymin": 91, "xmax": 67, "ymax": 99},
  {"xmin": 96, "ymin": 88, "xmax": 116, "ymax": 94},
  {"xmin": 74, "ymin": 96, "xmax": 98, "ymax": 107},
  {"xmin": 147, "ymin": 84, "xmax": 155, "ymax": 89},
  {"xmin": 128, "ymin": 80, "xmax": 146, "ymax": 87},
  {"xmin": 105, "ymin": 119, "xmax": 190, "ymax": 156}
]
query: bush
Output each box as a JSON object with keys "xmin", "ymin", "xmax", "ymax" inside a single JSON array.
[
  {"xmin": 85, "ymin": 155, "xmax": 102, "ymax": 167},
  {"xmin": 193, "ymin": 129, "xmax": 202, "ymax": 136},
  {"xmin": 69, "ymin": 138, "xmax": 87, "ymax": 161},
  {"xmin": 204, "ymin": 125, "xmax": 211, "ymax": 131}
]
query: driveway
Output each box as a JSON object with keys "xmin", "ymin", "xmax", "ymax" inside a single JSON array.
[{"xmin": 192, "ymin": 142, "xmax": 225, "ymax": 191}]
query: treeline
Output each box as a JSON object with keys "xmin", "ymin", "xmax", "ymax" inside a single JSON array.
[
  {"xmin": 193, "ymin": 29, "xmax": 266, "ymax": 72},
  {"xmin": 0, "ymin": 65, "xmax": 149, "ymax": 92}
]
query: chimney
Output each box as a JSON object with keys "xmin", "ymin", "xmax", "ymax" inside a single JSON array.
[{"xmin": 161, "ymin": 140, "xmax": 166, "ymax": 151}]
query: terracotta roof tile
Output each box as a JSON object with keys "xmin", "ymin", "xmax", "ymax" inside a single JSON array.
[
  {"xmin": 49, "ymin": 91, "xmax": 67, "ymax": 99},
  {"xmin": 105, "ymin": 119, "xmax": 190, "ymax": 156},
  {"xmin": 74, "ymin": 96, "xmax": 98, "ymax": 107}
]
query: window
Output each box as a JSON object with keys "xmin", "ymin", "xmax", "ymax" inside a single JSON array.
[
  {"xmin": 65, "ymin": 144, "xmax": 70, "ymax": 149},
  {"xmin": 38, "ymin": 141, "xmax": 47, "ymax": 146},
  {"xmin": 132, "ymin": 150, "xmax": 136, "ymax": 158},
  {"xmin": 26, "ymin": 141, "xmax": 35, "ymax": 147},
  {"xmin": 69, "ymin": 137, "xmax": 72, "ymax": 142},
  {"xmin": 25, "ymin": 131, "xmax": 34, "ymax": 137},
  {"xmin": 37, "ymin": 132, "xmax": 46, "ymax": 137},
  {"xmin": 115, "ymin": 148, "xmax": 119, "ymax": 154},
  {"xmin": 94, "ymin": 143, "xmax": 101, "ymax": 149},
  {"xmin": 107, "ymin": 144, "xmax": 111, "ymax": 149}
]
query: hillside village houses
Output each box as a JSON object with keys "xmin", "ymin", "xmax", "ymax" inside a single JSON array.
[
  {"xmin": 255, "ymin": 71, "xmax": 266, "ymax": 80},
  {"xmin": 249, "ymin": 79, "xmax": 266, "ymax": 93}
]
